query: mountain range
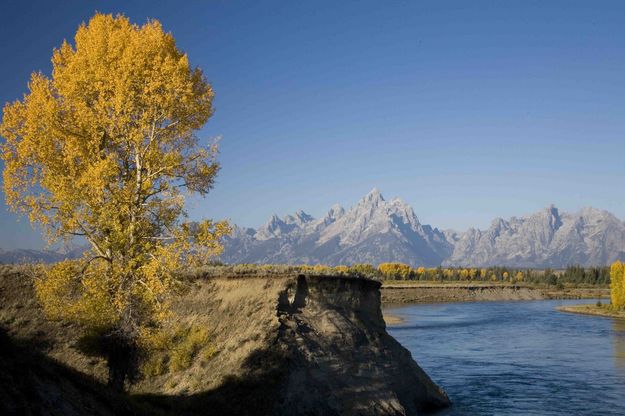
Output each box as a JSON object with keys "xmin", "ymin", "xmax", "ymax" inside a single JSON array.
[
  {"xmin": 221, "ymin": 188, "xmax": 625, "ymax": 268},
  {"xmin": 0, "ymin": 246, "xmax": 84, "ymax": 265},
  {"xmin": 3, "ymin": 188, "xmax": 625, "ymax": 267}
]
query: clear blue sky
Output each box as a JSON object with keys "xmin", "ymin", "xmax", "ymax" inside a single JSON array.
[{"xmin": 2, "ymin": 0, "xmax": 625, "ymax": 249}]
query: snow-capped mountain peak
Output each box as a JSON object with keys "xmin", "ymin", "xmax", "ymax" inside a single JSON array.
[
  {"xmin": 222, "ymin": 189, "xmax": 454, "ymax": 266},
  {"xmin": 6, "ymin": 191, "xmax": 625, "ymax": 267}
]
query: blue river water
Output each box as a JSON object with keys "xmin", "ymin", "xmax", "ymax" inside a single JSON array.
[{"xmin": 385, "ymin": 299, "xmax": 625, "ymax": 416}]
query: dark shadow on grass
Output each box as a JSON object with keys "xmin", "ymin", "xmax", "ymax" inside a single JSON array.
[
  {"xmin": 135, "ymin": 347, "xmax": 289, "ymax": 416},
  {"xmin": 0, "ymin": 327, "xmax": 161, "ymax": 416}
]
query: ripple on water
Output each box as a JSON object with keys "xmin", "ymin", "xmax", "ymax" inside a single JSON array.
[{"xmin": 386, "ymin": 299, "xmax": 625, "ymax": 416}]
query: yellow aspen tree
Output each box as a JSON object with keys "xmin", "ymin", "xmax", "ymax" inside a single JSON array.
[
  {"xmin": 459, "ymin": 269, "xmax": 469, "ymax": 280},
  {"xmin": 469, "ymin": 268, "xmax": 478, "ymax": 280},
  {"xmin": 333, "ymin": 265, "xmax": 349, "ymax": 274},
  {"xmin": 416, "ymin": 266, "xmax": 426, "ymax": 278},
  {"xmin": 610, "ymin": 262, "xmax": 625, "ymax": 310},
  {"xmin": 378, "ymin": 263, "xmax": 411, "ymax": 280},
  {"xmin": 0, "ymin": 13, "xmax": 230, "ymax": 390}
]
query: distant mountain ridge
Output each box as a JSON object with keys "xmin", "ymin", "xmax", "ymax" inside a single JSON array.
[
  {"xmin": 445, "ymin": 205, "xmax": 625, "ymax": 267},
  {"xmin": 221, "ymin": 189, "xmax": 625, "ymax": 268},
  {"xmin": 222, "ymin": 188, "xmax": 453, "ymax": 266},
  {"xmin": 0, "ymin": 246, "xmax": 84, "ymax": 265},
  {"xmin": 4, "ymin": 189, "xmax": 625, "ymax": 267}
]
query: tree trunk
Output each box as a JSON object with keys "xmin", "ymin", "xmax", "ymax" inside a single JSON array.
[{"xmin": 106, "ymin": 335, "xmax": 135, "ymax": 392}]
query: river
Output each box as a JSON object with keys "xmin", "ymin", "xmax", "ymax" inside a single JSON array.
[{"xmin": 386, "ymin": 299, "xmax": 625, "ymax": 415}]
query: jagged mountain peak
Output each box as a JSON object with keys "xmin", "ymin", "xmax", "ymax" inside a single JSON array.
[
  {"xmin": 324, "ymin": 204, "xmax": 345, "ymax": 221},
  {"xmin": 284, "ymin": 210, "xmax": 314, "ymax": 226},
  {"xmin": 269, "ymin": 214, "xmax": 282, "ymax": 222},
  {"xmin": 360, "ymin": 187, "xmax": 385, "ymax": 205},
  {"xmin": 222, "ymin": 188, "xmax": 453, "ymax": 267},
  {"xmin": 446, "ymin": 204, "xmax": 625, "ymax": 267},
  {"xmin": 255, "ymin": 214, "xmax": 292, "ymax": 240},
  {"xmin": 328, "ymin": 203, "xmax": 345, "ymax": 216},
  {"xmin": 489, "ymin": 217, "xmax": 508, "ymax": 230},
  {"xmin": 538, "ymin": 204, "xmax": 561, "ymax": 220},
  {"xmin": 5, "ymin": 192, "xmax": 625, "ymax": 268}
]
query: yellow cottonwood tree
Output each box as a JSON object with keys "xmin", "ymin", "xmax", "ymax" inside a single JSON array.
[
  {"xmin": 610, "ymin": 261, "xmax": 625, "ymax": 310},
  {"xmin": 0, "ymin": 13, "xmax": 229, "ymax": 390},
  {"xmin": 378, "ymin": 263, "xmax": 411, "ymax": 280}
]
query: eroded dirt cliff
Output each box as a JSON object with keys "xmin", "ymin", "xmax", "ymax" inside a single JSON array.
[{"xmin": 0, "ymin": 267, "xmax": 449, "ymax": 415}]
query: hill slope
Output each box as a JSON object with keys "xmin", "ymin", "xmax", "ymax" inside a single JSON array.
[{"xmin": 0, "ymin": 266, "xmax": 449, "ymax": 415}]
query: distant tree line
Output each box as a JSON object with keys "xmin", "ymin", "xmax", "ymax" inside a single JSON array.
[
  {"xmin": 203, "ymin": 262, "xmax": 610, "ymax": 287},
  {"xmin": 375, "ymin": 263, "xmax": 610, "ymax": 286}
]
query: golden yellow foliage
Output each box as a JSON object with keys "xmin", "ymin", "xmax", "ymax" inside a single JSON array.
[
  {"xmin": 333, "ymin": 265, "xmax": 349, "ymax": 274},
  {"xmin": 312, "ymin": 264, "xmax": 332, "ymax": 274},
  {"xmin": 347, "ymin": 264, "xmax": 379, "ymax": 277},
  {"xmin": 0, "ymin": 13, "xmax": 229, "ymax": 363},
  {"xmin": 610, "ymin": 261, "xmax": 625, "ymax": 310},
  {"xmin": 378, "ymin": 263, "xmax": 411, "ymax": 279}
]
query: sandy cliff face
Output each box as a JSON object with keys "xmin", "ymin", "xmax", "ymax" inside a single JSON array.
[
  {"xmin": 273, "ymin": 276, "xmax": 450, "ymax": 415},
  {"xmin": 144, "ymin": 275, "xmax": 450, "ymax": 415}
]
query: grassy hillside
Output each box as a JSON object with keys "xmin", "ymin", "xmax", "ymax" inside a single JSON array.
[{"xmin": 0, "ymin": 265, "xmax": 449, "ymax": 415}]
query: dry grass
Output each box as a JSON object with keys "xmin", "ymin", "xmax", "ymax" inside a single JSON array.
[
  {"xmin": 191, "ymin": 263, "xmax": 381, "ymax": 279},
  {"xmin": 143, "ymin": 325, "xmax": 217, "ymax": 377},
  {"xmin": 0, "ymin": 265, "xmax": 293, "ymax": 396}
]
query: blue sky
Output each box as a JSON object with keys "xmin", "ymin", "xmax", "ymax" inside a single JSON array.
[{"xmin": 1, "ymin": 1, "xmax": 625, "ymax": 249}]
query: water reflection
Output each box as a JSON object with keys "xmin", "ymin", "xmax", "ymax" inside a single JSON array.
[{"xmin": 612, "ymin": 319, "xmax": 625, "ymax": 372}]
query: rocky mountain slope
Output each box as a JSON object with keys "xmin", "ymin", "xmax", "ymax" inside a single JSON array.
[
  {"xmin": 4, "ymin": 189, "xmax": 625, "ymax": 267},
  {"xmin": 222, "ymin": 190, "xmax": 625, "ymax": 268},
  {"xmin": 445, "ymin": 205, "xmax": 625, "ymax": 267},
  {"xmin": 221, "ymin": 189, "xmax": 453, "ymax": 267},
  {"xmin": 0, "ymin": 246, "xmax": 84, "ymax": 265}
]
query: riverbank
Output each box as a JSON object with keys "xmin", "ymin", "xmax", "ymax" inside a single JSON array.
[
  {"xmin": 556, "ymin": 304, "xmax": 625, "ymax": 320},
  {"xmin": 380, "ymin": 282, "xmax": 609, "ymax": 304},
  {"xmin": 383, "ymin": 313, "xmax": 405, "ymax": 325},
  {"xmin": 0, "ymin": 267, "xmax": 450, "ymax": 415}
]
